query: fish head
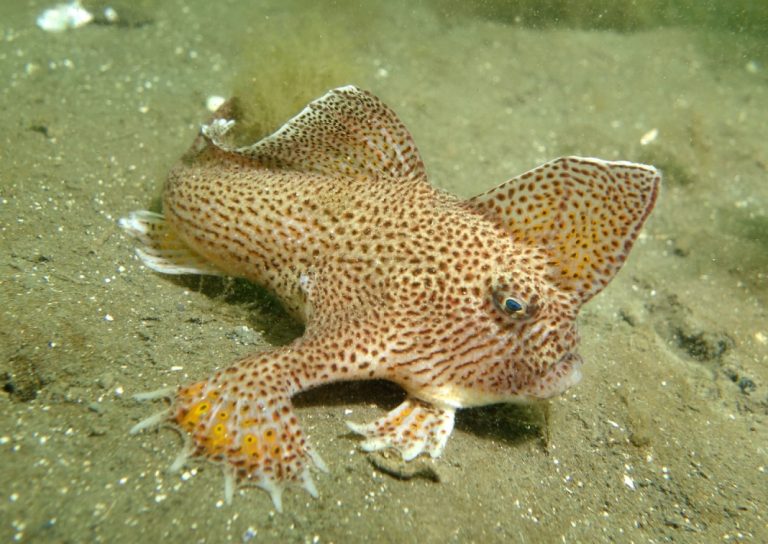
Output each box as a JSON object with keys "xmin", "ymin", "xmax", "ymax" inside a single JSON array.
[
  {"xmin": 461, "ymin": 156, "xmax": 660, "ymax": 403},
  {"xmin": 487, "ymin": 269, "xmax": 584, "ymax": 400}
]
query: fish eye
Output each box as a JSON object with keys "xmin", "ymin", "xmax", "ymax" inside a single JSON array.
[
  {"xmin": 492, "ymin": 291, "xmax": 532, "ymax": 319},
  {"xmin": 504, "ymin": 297, "xmax": 525, "ymax": 314}
]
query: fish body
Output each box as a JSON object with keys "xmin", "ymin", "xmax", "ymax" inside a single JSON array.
[{"xmin": 121, "ymin": 86, "xmax": 659, "ymax": 510}]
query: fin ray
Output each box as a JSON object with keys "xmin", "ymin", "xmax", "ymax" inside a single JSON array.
[{"xmin": 119, "ymin": 211, "xmax": 225, "ymax": 276}]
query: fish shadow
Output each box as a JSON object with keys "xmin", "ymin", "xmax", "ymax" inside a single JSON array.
[
  {"xmin": 159, "ymin": 274, "xmax": 546, "ymax": 449},
  {"xmin": 169, "ymin": 275, "xmax": 304, "ymax": 346}
]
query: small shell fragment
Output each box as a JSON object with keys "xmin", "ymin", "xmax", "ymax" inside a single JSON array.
[
  {"xmin": 640, "ymin": 128, "xmax": 658, "ymax": 146},
  {"xmin": 37, "ymin": 1, "xmax": 93, "ymax": 32},
  {"xmin": 206, "ymin": 95, "xmax": 226, "ymax": 112}
]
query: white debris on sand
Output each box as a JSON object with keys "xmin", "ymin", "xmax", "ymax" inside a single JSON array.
[
  {"xmin": 206, "ymin": 95, "xmax": 226, "ymax": 112},
  {"xmin": 640, "ymin": 127, "xmax": 658, "ymax": 146},
  {"xmin": 37, "ymin": 1, "xmax": 93, "ymax": 32}
]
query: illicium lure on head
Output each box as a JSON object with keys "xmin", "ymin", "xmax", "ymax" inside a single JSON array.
[{"xmin": 120, "ymin": 85, "xmax": 659, "ymax": 512}]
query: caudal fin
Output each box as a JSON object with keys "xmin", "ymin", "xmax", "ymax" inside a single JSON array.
[{"xmin": 119, "ymin": 210, "xmax": 224, "ymax": 276}]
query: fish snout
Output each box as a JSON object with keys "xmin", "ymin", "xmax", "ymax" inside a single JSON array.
[{"xmin": 529, "ymin": 351, "xmax": 583, "ymax": 399}]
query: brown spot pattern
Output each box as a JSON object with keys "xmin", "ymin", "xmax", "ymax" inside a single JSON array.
[{"xmin": 125, "ymin": 86, "xmax": 660, "ymax": 507}]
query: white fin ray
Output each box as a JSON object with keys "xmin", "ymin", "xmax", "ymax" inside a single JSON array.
[
  {"xmin": 119, "ymin": 211, "xmax": 225, "ymax": 276},
  {"xmin": 307, "ymin": 447, "xmax": 328, "ymax": 473},
  {"xmin": 258, "ymin": 480, "xmax": 284, "ymax": 513},
  {"xmin": 132, "ymin": 386, "xmax": 175, "ymax": 401},
  {"xmin": 129, "ymin": 408, "xmax": 171, "ymax": 435},
  {"xmin": 223, "ymin": 467, "xmax": 236, "ymax": 505},
  {"xmin": 300, "ymin": 469, "xmax": 319, "ymax": 498},
  {"xmin": 168, "ymin": 436, "xmax": 195, "ymax": 474}
]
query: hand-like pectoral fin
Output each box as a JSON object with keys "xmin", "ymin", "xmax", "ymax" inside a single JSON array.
[{"xmin": 347, "ymin": 398, "xmax": 456, "ymax": 461}]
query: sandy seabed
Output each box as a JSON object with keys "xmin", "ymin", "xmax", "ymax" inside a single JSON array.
[{"xmin": 1, "ymin": 1, "xmax": 766, "ymax": 542}]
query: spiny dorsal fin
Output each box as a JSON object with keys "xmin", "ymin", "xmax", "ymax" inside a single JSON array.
[
  {"xmin": 468, "ymin": 156, "xmax": 660, "ymax": 304},
  {"xmin": 203, "ymin": 85, "xmax": 427, "ymax": 182}
]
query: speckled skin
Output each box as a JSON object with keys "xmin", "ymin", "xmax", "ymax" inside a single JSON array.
[{"xmin": 122, "ymin": 86, "xmax": 659, "ymax": 510}]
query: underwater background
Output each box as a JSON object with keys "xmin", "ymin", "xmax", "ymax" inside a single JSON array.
[{"xmin": 1, "ymin": 0, "xmax": 766, "ymax": 541}]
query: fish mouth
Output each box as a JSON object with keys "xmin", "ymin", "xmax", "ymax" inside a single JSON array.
[
  {"xmin": 528, "ymin": 351, "xmax": 584, "ymax": 400},
  {"xmin": 555, "ymin": 352, "xmax": 583, "ymax": 392}
]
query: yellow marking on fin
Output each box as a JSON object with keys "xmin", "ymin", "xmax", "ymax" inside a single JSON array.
[
  {"xmin": 178, "ymin": 400, "xmax": 210, "ymax": 430},
  {"xmin": 243, "ymin": 434, "xmax": 261, "ymax": 458}
]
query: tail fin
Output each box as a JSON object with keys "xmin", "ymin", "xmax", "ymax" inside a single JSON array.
[{"xmin": 119, "ymin": 210, "xmax": 224, "ymax": 276}]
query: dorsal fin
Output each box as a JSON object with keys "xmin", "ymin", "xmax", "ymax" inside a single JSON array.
[
  {"xmin": 203, "ymin": 85, "xmax": 427, "ymax": 182},
  {"xmin": 468, "ymin": 156, "xmax": 660, "ymax": 304}
]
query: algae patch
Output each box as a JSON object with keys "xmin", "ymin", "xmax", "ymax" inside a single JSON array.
[{"xmin": 228, "ymin": 5, "xmax": 376, "ymax": 144}]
